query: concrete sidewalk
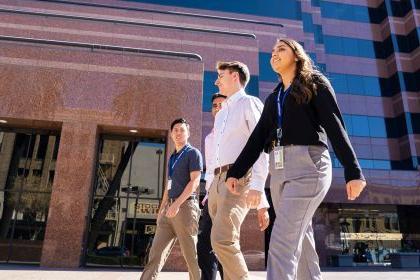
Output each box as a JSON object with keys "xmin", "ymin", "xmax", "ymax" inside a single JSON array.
[{"xmin": 1, "ymin": 267, "xmax": 420, "ymax": 280}]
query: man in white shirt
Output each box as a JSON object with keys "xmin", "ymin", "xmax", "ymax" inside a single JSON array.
[{"xmin": 207, "ymin": 61, "xmax": 270, "ymax": 280}]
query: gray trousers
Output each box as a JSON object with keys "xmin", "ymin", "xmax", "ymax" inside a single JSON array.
[{"xmin": 267, "ymin": 145, "xmax": 332, "ymax": 280}]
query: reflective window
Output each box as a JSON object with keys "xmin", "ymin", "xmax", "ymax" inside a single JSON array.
[
  {"xmin": 0, "ymin": 130, "xmax": 59, "ymax": 264},
  {"xmin": 330, "ymin": 154, "xmax": 391, "ymax": 170},
  {"xmin": 352, "ymin": 115, "xmax": 370, "ymax": 137},
  {"xmin": 324, "ymin": 36, "xmax": 375, "ymax": 58},
  {"xmin": 127, "ymin": 0, "xmax": 302, "ymax": 19},
  {"xmin": 314, "ymin": 204, "xmax": 415, "ymax": 266},
  {"xmin": 259, "ymin": 53, "xmax": 280, "ymax": 83},
  {"xmin": 368, "ymin": 117, "xmax": 387, "ymax": 138},
  {"xmin": 85, "ymin": 136, "xmax": 166, "ymax": 268},
  {"xmin": 328, "ymin": 73, "xmax": 381, "ymax": 97},
  {"xmin": 320, "ymin": 1, "xmax": 370, "ymax": 23}
]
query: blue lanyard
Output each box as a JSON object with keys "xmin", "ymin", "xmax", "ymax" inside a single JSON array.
[
  {"xmin": 276, "ymin": 85, "xmax": 291, "ymax": 139},
  {"xmin": 168, "ymin": 144, "xmax": 190, "ymax": 178}
]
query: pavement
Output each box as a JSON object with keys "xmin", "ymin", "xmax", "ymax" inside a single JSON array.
[{"xmin": 1, "ymin": 266, "xmax": 420, "ymax": 280}]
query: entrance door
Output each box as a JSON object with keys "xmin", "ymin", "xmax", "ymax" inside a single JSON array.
[{"xmin": 85, "ymin": 135, "xmax": 166, "ymax": 268}]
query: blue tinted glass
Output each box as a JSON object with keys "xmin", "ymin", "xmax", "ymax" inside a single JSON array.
[
  {"xmin": 325, "ymin": 36, "xmax": 375, "ymax": 58},
  {"xmin": 259, "ymin": 52, "xmax": 279, "ymax": 82},
  {"xmin": 320, "ymin": 1, "xmax": 370, "ymax": 22},
  {"xmin": 352, "ymin": 115, "xmax": 370, "ymax": 136},
  {"xmin": 324, "ymin": 36, "xmax": 343, "ymax": 55},
  {"xmin": 314, "ymin": 25, "xmax": 324, "ymax": 44},
  {"xmin": 368, "ymin": 117, "xmax": 387, "ymax": 137},
  {"xmin": 203, "ymin": 71, "xmax": 219, "ymax": 112},
  {"xmin": 128, "ymin": 0, "xmax": 302, "ymax": 19},
  {"xmin": 357, "ymin": 40, "xmax": 375, "ymax": 58},
  {"xmin": 329, "ymin": 73, "xmax": 348, "ymax": 93},
  {"xmin": 342, "ymin": 114, "xmax": 353, "ymax": 135},
  {"xmin": 342, "ymin": 37, "xmax": 359, "ymax": 56},
  {"xmin": 302, "ymin": 13, "xmax": 314, "ymax": 33},
  {"xmin": 359, "ymin": 159, "xmax": 374, "ymax": 169},
  {"xmin": 363, "ymin": 76, "xmax": 381, "ymax": 96},
  {"xmin": 346, "ymin": 75, "xmax": 361, "ymax": 94},
  {"xmin": 373, "ymin": 160, "xmax": 391, "ymax": 170}
]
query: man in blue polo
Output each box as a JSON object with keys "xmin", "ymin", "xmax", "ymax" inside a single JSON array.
[{"xmin": 140, "ymin": 118, "xmax": 202, "ymax": 280}]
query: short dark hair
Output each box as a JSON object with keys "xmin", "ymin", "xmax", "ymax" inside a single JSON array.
[
  {"xmin": 170, "ymin": 118, "xmax": 190, "ymax": 131},
  {"xmin": 211, "ymin": 93, "xmax": 227, "ymax": 102},
  {"xmin": 216, "ymin": 61, "xmax": 250, "ymax": 87}
]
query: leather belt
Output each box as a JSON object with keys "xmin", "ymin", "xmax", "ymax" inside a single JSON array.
[
  {"xmin": 214, "ymin": 164, "xmax": 232, "ymax": 176},
  {"xmin": 168, "ymin": 195, "xmax": 197, "ymax": 204}
]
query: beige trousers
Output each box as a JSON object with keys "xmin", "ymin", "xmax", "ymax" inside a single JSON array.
[
  {"xmin": 208, "ymin": 170, "xmax": 251, "ymax": 280},
  {"xmin": 140, "ymin": 199, "xmax": 201, "ymax": 280}
]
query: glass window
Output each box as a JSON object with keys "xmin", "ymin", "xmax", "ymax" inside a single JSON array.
[
  {"xmin": 368, "ymin": 117, "xmax": 387, "ymax": 138},
  {"xmin": 314, "ymin": 204, "xmax": 407, "ymax": 267},
  {"xmin": 0, "ymin": 130, "xmax": 59, "ymax": 264},
  {"xmin": 86, "ymin": 136, "xmax": 166, "ymax": 268},
  {"xmin": 342, "ymin": 114, "xmax": 353, "ymax": 135},
  {"xmin": 329, "ymin": 73, "xmax": 348, "ymax": 94},
  {"xmin": 359, "ymin": 159, "xmax": 374, "ymax": 169},
  {"xmin": 320, "ymin": 1, "xmax": 370, "ymax": 23},
  {"xmin": 203, "ymin": 71, "xmax": 219, "ymax": 112},
  {"xmin": 259, "ymin": 53, "xmax": 280, "ymax": 83},
  {"xmin": 346, "ymin": 75, "xmax": 362, "ymax": 94},
  {"xmin": 373, "ymin": 160, "xmax": 391, "ymax": 170},
  {"xmin": 363, "ymin": 76, "xmax": 381, "ymax": 97},
  {"xmin": 352, "ymin": 115, "xmax": 370, "ymax": 136}
]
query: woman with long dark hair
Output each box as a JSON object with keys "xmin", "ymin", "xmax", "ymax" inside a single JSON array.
[{"xmin": 225, "ymin": 39, "xmax": 366, "ymax": 279}]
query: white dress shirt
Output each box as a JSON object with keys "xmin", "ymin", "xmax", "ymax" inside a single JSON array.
[
  {"xmin": 204, "ymin": 129, "xmax": 215, "ymax": 193},
  {"xmin": 210, "ymin": 88, "xmax": 269, "ymax": 209}
]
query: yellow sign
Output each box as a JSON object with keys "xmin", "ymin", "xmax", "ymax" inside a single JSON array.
[
  {"xmin": 340, "ymin": 232, "xmax": 403, "ymax": 241},
  {"xmin": 128, "ymin": 199, "xmax": 159, "ymax": 219}
]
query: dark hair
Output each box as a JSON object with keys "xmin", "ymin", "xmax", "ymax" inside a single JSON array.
[
  {"xmin": 216, "ymin": 61, "xmax": 250, "ymax": 87},
  {"xmin": 276, "ymin": 38, "xmax": 323, "ymax": 104},
  {"xmin": 170, "ymin": 118, "xmax": 190, "ymax": 131},
  {"xmin": 211, "ymin": 93, "xmax": 227, "ymax": 102}
]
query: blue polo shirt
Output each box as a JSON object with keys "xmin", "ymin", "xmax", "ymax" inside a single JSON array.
[{"xmin": 168, "ymin": 144, "xmax": 203, "ymax": 199}]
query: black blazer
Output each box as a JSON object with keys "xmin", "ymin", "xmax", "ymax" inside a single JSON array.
[{"xmin": 226, "ymin": 74, "xmax": 364, "ymax": 183}]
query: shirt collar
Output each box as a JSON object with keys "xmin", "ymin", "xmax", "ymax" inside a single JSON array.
[{"xmin": 225, "ymin": 88, "xmax": 246, "ymax": 105}]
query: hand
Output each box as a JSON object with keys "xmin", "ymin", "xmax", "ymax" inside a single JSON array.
[
  {"xmin": 165, "ymin": 203, "xmax": 180, "ymax": 218},
  {"xmin": 346, "ymin": 179, "xmax": 367, "ymax": 200},
  {"xmin": 225, "ymin": 177, "xmax": 240, "ymax": 195},
  {"xmin": 257, "ymin": 208, "xmax": 270, "ymax": 231},
  {"xmin": 157, "ymin": 202, "xmax": 167, "ymax": 221},
  {"xmin": 246, "ymin": 189, "xmax": 262, "ymax": 209}
]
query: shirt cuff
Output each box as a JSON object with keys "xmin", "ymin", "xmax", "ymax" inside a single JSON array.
[
  {"xmin": 257, "ymin": 191, "xmax": 270, "ymax": 210},
  {"xmin": 249, "ymin": 178, "xmax": 266, "ymax": 193}
]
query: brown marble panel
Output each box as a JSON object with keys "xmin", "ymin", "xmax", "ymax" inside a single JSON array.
[{"xmin": 41, "ymin": 121, "xmax": 98, "ymax": 267}]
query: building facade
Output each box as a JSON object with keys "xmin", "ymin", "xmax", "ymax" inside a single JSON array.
[{"xmin": 0, "ymin": 0, "xmax": 419, "ymax": 270}]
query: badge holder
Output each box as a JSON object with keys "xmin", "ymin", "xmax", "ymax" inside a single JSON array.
[{"xmin": 274, "ymin": 128, "xmax": 284, "ymax": 170}]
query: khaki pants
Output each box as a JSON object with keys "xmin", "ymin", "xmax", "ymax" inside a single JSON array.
[
  {"xmin": 140, "ymin": 199, "xmax": 201, "ymax": 280},
  {"xmin": 208, "ymin": 170, "xmax": 251, "ymax": 280}
]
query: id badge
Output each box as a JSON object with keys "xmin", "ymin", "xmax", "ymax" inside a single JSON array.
[
  {"xmin": 167, "ymin": 179, "xmax": 172, "ymax": 190},
  {"xmin": 274, "ymin": 146, "xmax": 284, "ymax": 170}
]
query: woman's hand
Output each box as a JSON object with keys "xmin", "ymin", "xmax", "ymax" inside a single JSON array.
[{"xmin": 346, "ymin": 179, "xmax": 366, "ymax": 200}]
